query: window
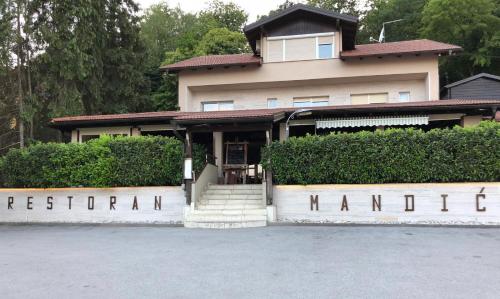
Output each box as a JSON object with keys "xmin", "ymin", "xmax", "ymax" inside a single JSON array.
[
  {"xmin": 202, "ymin": 101, "xmax": 234, "ymax": 112},
  {"xmin": 293, "ymin": 96, "xmax": 329, "ymax": 108},
  {"xmin": 318, "ymin": 43, "xmax": 333, "ymax": 59},
  {"xmin": 267, "ymin": 33, "xmax": 335, "ymax": 62},
  {"xmin": 399, "ymin": 92, "xmax": 411, "ymax": 102},
  {"xmin": 267, "ymin": 98, "xmax": 278, "ymax": 108},
  {"xmin": 350, "ymin": 93, "xmax": 389, "ymax": 105}
]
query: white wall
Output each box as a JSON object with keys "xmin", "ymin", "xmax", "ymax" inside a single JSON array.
[
  {"xmin": 274, "ymin": 183, "xmax": 500, "ymax": 225},
  {"xmin": 0, "ymin": 187, "xmax": 185, "ymax": 224}
]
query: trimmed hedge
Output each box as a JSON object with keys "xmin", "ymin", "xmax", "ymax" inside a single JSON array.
[
  {"xmin": 262, "ymin": 121, "xmax": 500, "ymax": 185},
  {"xmin": 0, "ymin": 135, "xmax": 206, "ymax": 188}
]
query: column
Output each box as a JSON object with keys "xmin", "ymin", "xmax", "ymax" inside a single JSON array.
[{"xmin": 213, "ymin": 131, "xmax": 224, "ymax": 178}]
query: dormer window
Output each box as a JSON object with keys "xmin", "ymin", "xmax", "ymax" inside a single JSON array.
[{"xmin": 266, "ymin": 33, "xmax": 335, "ymax": 63}]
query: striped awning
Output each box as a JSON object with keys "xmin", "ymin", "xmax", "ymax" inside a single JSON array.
[{"xmin": 316, "ymin": 115, "xmax": 429, "ymax": 129}]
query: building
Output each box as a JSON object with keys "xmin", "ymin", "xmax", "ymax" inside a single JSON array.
[
  {"xmin": 51, "ymin": 4, "xmax": 500, "ymax": 221},
  {"xmin": 442, "ymin": 73, "xmax": 500, "ymax": 100}
]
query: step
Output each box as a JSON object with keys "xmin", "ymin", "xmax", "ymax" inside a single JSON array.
[
  {"xmin": 184, "ymin": 220, "xmax": 267, "ymax": 229},
  {"xmin": 197, "ymin": 204, "xmax": 264, "ymax": 210},
  {"xmin": 208, "ymin": 184, "xmax": 262, "ymax": 190},
  {"xmin": 204, "ymin": 189, "xmax": 262, "ymax": 195},
  {"xmin": 191, "ymin": 209, "xmax": 267, "ymax": 216},
  {"xmin": 186, "ymin": 214, "xmax": 267, "ymax": 222},
  {"xmin": 198, "ymin": 199, "xmax": 263, "ymax": 205},
  {"xmin": 201, "ymin": 194, "xmax": 263, "ymax": 200}
]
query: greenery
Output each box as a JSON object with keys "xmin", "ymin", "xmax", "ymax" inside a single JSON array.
[
  {"xmin": 0, "ymin": 136, "xmax": 206, "ymax": 188},
  {"xmin": 262, "ymin": 122, "xmax": 500, "ymax": 185}
]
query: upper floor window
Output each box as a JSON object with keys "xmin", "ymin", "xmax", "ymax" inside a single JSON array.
[
  {"xmin": 267, "ymin": 33, "xmax": 335, "ymax": 63},
  {"xmin": 318, "ymin": 43, "xmax": 333, "ymax": 59},
  {"xmin": 317, "ymin": 35, "xmax": 334, "ymax": 59},
  {"xmin": 351, "ymin": 93, "xmax": 389, "ymax": 105},
  {"xmin": 293, "ymin": 96, "xmax": 329, "ymax": 108},
  {"xmin": 267, "ymin": 98, "xmax": 278, "ymax": 108},
  {"xmin": 202, "ymin": 101, "xmax": 234, "ymax": 112},
  {"xmin": 399, "ymin": 92, "xmax": 410, "ymax": 102}
]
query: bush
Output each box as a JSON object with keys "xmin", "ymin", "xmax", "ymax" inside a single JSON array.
[
  {"xmin": 0, "ymin": 135, "xmax": 206, "ymax": 188},
  {"xmin": 262, "ymin": 121, "xmax": 500, "ymax": 185}
]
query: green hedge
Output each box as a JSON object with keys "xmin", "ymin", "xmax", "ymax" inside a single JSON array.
[
  {"xmin": 262, "ymin": 121, "xmax": 500, "ymax": 185},
  {"xmin": 0, "ymin": 136, "xmax": 206, "ymax": 188}
]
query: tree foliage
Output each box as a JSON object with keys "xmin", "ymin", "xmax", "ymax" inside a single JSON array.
[
  {"xmin": 420, "ymin": 0, "xmax": 500, "ymax": 83},
  {"xmin": 307, "ymin": 0, "xmax": 361, "ymax": 16},
  {"xmin": 357, "ymin": 0, "xmax": 427, "ymax": 43}
]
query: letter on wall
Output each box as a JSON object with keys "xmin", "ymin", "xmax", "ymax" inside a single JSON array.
[
  {"xmin": 110, "ymin": 196, "xmax": 116, "ymax": 210},
  {"xmin": 476, "ymin": 194, "xmax": 486, "ymax": 212},
  {"xmin": 155, "ymin": 196, "xmax": 161, "ymax": 211},
  {"xmin": 88, "ymin": 196, "xmax": 94, "ymax": 210},
  {"xmin": 405, "ymin": 195, "xmax": 415, "ymax": 212},
  {"xmin": 68, "ymin": 196, "xmax": 73, "ymax": 210},
  {"xmin": 341, "ymin": 195, "xmax": 349, "ymax": 211},
  {"xmin": 132, "ymin": 196, "xmax": 139, "ymax": 210},
  {"xmin": 441, "ymin": 194, "xmax": 448, "ymax": 212},
  {"xmin": 310, "ymin": 195, "xmax": 319, "ymax": 211},
  {"xmin": 8, "ymin": 197, "xmax": 14, "ymax": 209},
  {"xmin": 27, "ymin": 196, "xmax": 33, "ymax": 210},
  {"xmin": 372, "ymin": 195, "xmax": 382, "ymax": 211},
  {"xmin": 47, "ymin": 197, "xmax": 53, "ymax": 210}
]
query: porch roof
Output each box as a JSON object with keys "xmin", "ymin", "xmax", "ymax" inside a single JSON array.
[{"xmin": 50, "ymin": 99, "xmax": 500, "ymax": 129}]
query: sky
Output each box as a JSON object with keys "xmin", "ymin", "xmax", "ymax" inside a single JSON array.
[{"xmin": 135, "ymin": 0, "xmax": 306, "ymax": 22}]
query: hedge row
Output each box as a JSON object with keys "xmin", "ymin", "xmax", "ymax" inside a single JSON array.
[
  {"xmin": 262, "ymin": 121, "xmax": 500, "ymax": 185},
  {"xmin": 0, "ymin": 136, "xmax": 206, "ymax": 188}
]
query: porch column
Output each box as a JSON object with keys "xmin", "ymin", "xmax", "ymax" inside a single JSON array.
[
  {"xmin": 265, "ymin": 128, "xmax": 273, "ymax": 205},
  {"xmin": 279, "ymin": 123, "xmax": 287, "ymax": 143},
  {"xmin": 184, "ymin": 130, "xmax": 193, "ymax": 205},
  {"xmin": 213, "ymin": 131, "xmax": 224, "ymax": 179}
]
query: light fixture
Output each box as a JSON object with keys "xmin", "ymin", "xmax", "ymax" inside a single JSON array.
[{"xmin": 285, "ymin": 109, "xmax": 313, "ymax": 140}]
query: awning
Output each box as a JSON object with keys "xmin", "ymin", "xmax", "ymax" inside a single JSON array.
[{"xmin": 316, "ymin": 115, "xmax": 429, "ymax": 129}]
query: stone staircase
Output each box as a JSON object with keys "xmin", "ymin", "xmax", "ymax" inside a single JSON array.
[{"xmin": 184, "ymin": 184, "xmax": 267, "ymax": 229}]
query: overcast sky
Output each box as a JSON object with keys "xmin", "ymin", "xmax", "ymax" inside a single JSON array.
[{"xmin": 135, "ymin": 0, "xmax": 306, "ymax": 22}]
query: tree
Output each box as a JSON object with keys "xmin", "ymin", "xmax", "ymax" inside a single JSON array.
[
  {"xmin": 200, "ymin": 0, "xmax": 248, "ymax": 32},
  {"xmin": 28, "ymin": 0, "xmax": 149, "ymax": 116},
  {"xmin": 307, "ymin": 0, "xmax": 361, "ymax": 16},
  {"xmin": 357, "ymin": 0, "xmax": 427, "ymax": 43},
  {"xmin": 257, "ymin": 0, "xmax": 295, "ymax": 20},
  {"xmin": 195, "ymin": 28, "xmax": 249, "ymax": 55},
  {"xmin": 420, "ymin": 0, "xmax": 500, "ymax": 84}
]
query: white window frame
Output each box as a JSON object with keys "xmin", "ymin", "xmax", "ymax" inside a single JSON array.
[
  {"xmin": 350, "ymin": 93, "xmax": 389, "ymax": 105},
  {"xmin": 293, "ymin": 96, "xmax": 330, "ymax": 108},
  {"xmin": 267, "ymin": 98, "xmax": 278, "ymax": 108},
  {"xmin": 267, "ymin": 32, "xmax": 336, "ymax": 62},
  {"xmin": 316, "ymin": 37, "xmax": 334, "ymax": 59},
  {"xmin": 399, "ymin": 91, "xmax": 411, "ymax": 102},
  {"xmin": 201, "ymin": 101, "xmax": 234, "ymax": 112}
]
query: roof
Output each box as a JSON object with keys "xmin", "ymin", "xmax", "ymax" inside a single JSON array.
[
  {"xmin": 51, "ymin": 111, "xmax": 183, "ymax": 127},
  {"xmin": 244, "ymin": 4, "xmax": 358, "ymax": 32},
  {"xmin": 160, "ymin": 54, "xmax": 261, "ymax": 72},
  {"xmin": 444, "ymin": 73, "xmax": 500, "ymax": 89},
  {"xmin": 51, "ymin": 99, "xmax": 500, "ymax": 128},
  {"xmin": 340, "ymin": 39, "xmax": 462, "ymax": 59},
  {"xmin": 243, "ymin": 4, "xmax": 359, "ymax": 53}
]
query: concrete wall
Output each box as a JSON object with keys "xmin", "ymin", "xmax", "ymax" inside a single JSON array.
[
  {"xmin": 0, "ymin": 187, "xmax": 185, "ymax": 224},
  {"xmin": 190, "ymin": 78, "xmax": 426, "ymax": 111},
  {"xmin": 179, "ymin": 55, "xmax": 439, "ymax": 112},
  {"xmin": 273, "ymin": 183, "xmax": 500, "ymax": 225}
]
